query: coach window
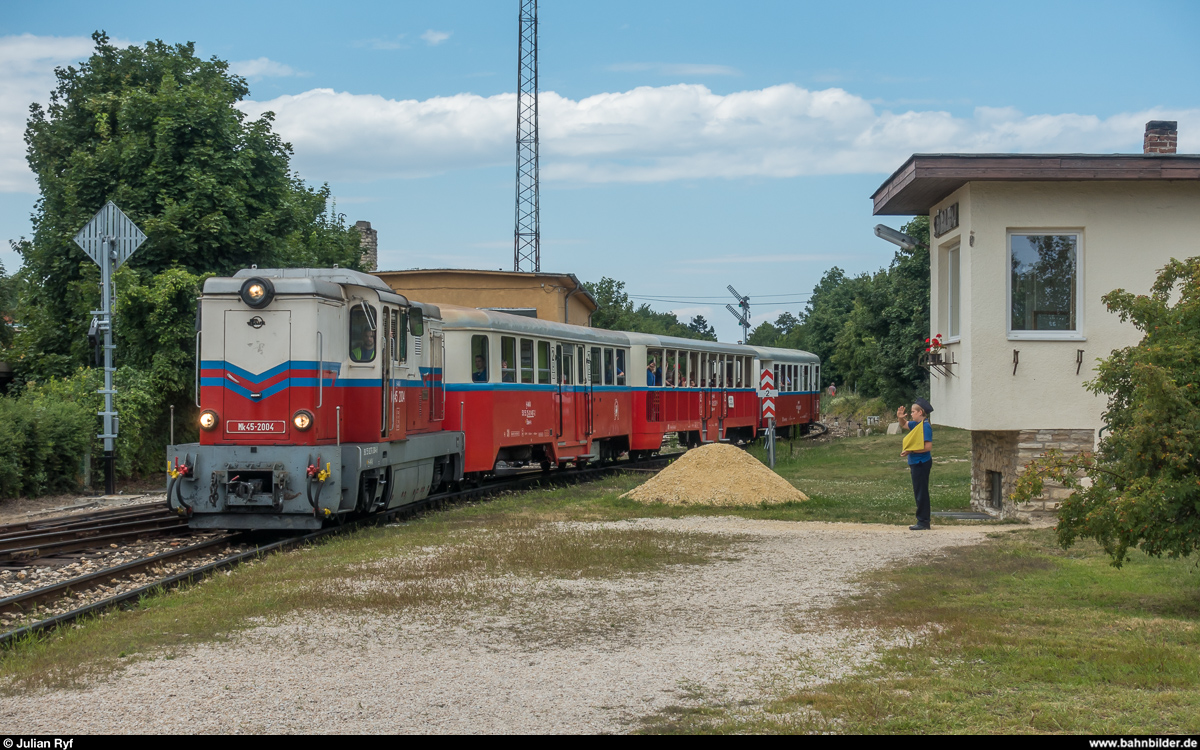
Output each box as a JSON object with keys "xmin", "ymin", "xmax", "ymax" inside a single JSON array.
[
  {"xmin": 590, "ymin": 346, "xmax": 602, "ymax": 386},
  {"xmin": 520, "ymin": 339, "xmax": 535, "ymax": 384},
  {"xmin": 559, "ymin": 344, "xmax": 574, "ymax": 385},
  {"xmin": 500, "ymin": 337, "xmax": 516, "ymax": 382},
  {"xmin": 603, "ymin": 348, "xmax": 615, "ymax": 385},
  {"xmin": 648, "ymin": 348, "xmax": 664, "ymax": 387},
  {"xmin": 471, "ymin": 335, "xmax": 489, "ymax": 382},
  {"xmin": 349, "ymin": 306, "xmax": 376, "ymax": 363},
  {"xmin": 577, "ymin": 345, "xmax": 586, "ymax": 384},
  {"xmin": 538, "ymin": 341, "xmax": 551, "ymax": 384},
  {"xmin": 615, "ymin": 350, "xmax": 627, "ymax": 386}
]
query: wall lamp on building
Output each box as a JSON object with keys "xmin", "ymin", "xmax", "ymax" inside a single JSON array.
[{"xmin": 873, "ymin": 224, "xmax": 928, "ymax": 250}]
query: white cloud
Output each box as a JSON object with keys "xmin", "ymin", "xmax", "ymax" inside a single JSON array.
[
  {"xmin": 0, "ymin": 33, "xmax": 96, "ymax": 192},
  {"xmin": 608, "ymin": 62, "xmax": 739, "ymax": 76},
  {"xmin": 421, "ymin": 30, "xmax": 451, "ymax": 46},
  {"xmin": 238, "ymin": 82, "xmax": 1200, "ymax": 186},
  {"xmin": 229, "ymin": 57, "xmax": 305, "ymax": 79}
]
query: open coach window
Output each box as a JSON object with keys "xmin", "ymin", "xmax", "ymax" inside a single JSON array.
[
  {"xmin": 471, "ymin": 335, "xmax": 489, "ymax": 382},
  {"xmin": 349, "ymin": 306, "xmax": 377, "ymax": 363}
]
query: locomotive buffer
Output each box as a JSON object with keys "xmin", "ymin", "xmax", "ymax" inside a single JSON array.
[{"xmin": 74, "ymin": 201, "xmax": 146, "ymax": 495}]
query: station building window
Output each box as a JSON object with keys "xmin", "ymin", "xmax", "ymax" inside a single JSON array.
[
  {"xmin": 1009, "ymin": 232, "xmax": 1080, "ymax": 335},
  {"xmin": 500, "ymin": 336, "xmax": 516, "ymax": 382},
  {"xmin": 349, "ymin": 306, "xmax": 377, "ymax": 363},
  {"xmin": 471, "ymin": 335, "xmax": 489, "ymax": 382}
]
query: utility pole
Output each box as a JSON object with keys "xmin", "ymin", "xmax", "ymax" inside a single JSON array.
[
  {"xmin": 513, "ymin": 0, "xmax": 540, "ymax": 272},
  {"xmin": 74, "ymin": 202, "xmax": 146, "ymax": 496},
  {"xmin": 725, "ymin": 285, "xmax": 751, "ymax": 343}
]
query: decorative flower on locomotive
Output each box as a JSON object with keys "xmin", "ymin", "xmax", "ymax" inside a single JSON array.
[{"xmin": 167, "ymin": 268, "xmax": 463, "ymax": 530}]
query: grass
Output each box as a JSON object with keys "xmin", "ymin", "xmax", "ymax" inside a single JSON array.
[
  {"xmin": 639, "ymin": 528, "xmax": 1200, "ymax": 734},
  {"xmin": 0, "ymin": 426, "xmax": 992, "ymax": 697},
  {"xmin": 448, "ymin": 425, "xmax": 978, "ymax": 526}
]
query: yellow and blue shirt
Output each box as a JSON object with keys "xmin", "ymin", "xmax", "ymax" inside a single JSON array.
[{"xmin": 905, "ymin": 420, "xmax": 933, "ymax": 466}]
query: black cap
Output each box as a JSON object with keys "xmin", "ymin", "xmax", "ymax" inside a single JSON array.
[{"xmin": 915, "ymin": 397, "xmax": 934, "ymax": 414}]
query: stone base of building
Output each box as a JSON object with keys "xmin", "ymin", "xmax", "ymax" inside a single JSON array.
[{"xmin": 970, "ymin": 429, "xmax": 1094, "ymax": 519}]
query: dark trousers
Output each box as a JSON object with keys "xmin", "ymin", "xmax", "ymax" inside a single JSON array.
[{"xmin": 910, "ymin": 459, "xmax": 932, "ymax": 526}]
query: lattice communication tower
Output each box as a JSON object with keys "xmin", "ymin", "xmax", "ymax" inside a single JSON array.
[{"xmin": 514, "ymin": 0, "xmax": 540, "ymax": 272}]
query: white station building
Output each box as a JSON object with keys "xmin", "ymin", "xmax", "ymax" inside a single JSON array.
[{"xmin": 872, "ymin": 121, "xmax": 1200, "ymax": 516}]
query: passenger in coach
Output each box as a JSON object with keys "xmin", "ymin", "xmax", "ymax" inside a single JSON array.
[
  {"xmin": 472, "ymin": 355, "xmax": 488, "ymax": 382},
  {"xmin": 646, "ymin": 358, "xmax": 661, "ymax": 386}
]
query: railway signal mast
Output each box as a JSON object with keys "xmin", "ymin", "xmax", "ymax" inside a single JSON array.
[
  {"xmin": 725, "ymin": 285, "xmax": 751, "ymax": 343},
  {"xmin": 74, "ymin": 201, "xmax": 146, "ymax": 496},
  {"xmin": 513, "ymin": 0, "xmax": 540, "ymax": 272}
]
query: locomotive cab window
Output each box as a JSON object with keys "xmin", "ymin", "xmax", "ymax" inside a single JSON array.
[
  {"xmin": 500, "ymin": 336, "xmax": 516, "ymax": 382},
  {"xmin": 390, "ymin": 310, "xmax": 400, "ymax": 362},
  {"xmin": 349, "ymin": 306, "xmax": 377, "ymax": 363},
  {"xmin": 409, "ymin": 309, "xmax": 424, "ymax": 336},
  {"xmin": 616, "ymin": 350, "xmax": 626, "ymax": 386},
  {"xmin": 471, "ymin": 335, "xmax": 489, "ymax": 382}
]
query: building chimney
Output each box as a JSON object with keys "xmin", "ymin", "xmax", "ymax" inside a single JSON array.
[
  {"xmin": 1144, "ymin": 120, "xmax": 1178, "ymax": 154},
  {"xmin": 355, "ymin": 220, "xmax": 378, "ymax": 271}
]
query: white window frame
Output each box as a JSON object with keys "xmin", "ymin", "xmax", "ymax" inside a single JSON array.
[
  {"xmin": 946, "ymin": 242, "xmax": 961, "ymax": 342},
  {"xmin": 1006, "ymin": 229, "xmax": 1086, "ymax": 341}
]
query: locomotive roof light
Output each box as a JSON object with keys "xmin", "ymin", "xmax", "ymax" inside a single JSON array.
[
  {"xmin": 199, "ymin": 410, "xmax": 219, "ymax": 431},
  {"xmin": 292, "ymin": 410, "xmax": 314, "ymax": 431},
  {"xmin": 240, "ymin": 277, "xmax": 275, "ymax": 309}
]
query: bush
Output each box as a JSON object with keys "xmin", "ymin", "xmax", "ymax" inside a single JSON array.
[
  {"xmin": 1, "ymin": 363, "xmax": 193, "ymax": 497},
  {"xmin": 824, "ymin": 393, "xmax": 890, "ymax": 423},
  {"xmin": 0, "ymin": 387, "xmax": 93, "ymax": 497}
]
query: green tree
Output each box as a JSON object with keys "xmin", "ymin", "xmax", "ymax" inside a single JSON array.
[
  {"xmin": 1014, "ymin": 257, "xmax": 1200, "ymax": 566},
  {"xmin": 687, "ymin": 315, "xmax": 716, "ymax": 339},
  {"xmin": 583, "ymin": 277, "xmax": 715, "ymax": 341},
  {"xmin": 747, "ymin": 321, "xmax": 781, "ymax": 346},
  {"xmin": 13, "ymin": 31, "xmax": 361, "ymax": 382}
]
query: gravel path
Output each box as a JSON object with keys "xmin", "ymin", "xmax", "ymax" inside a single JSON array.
[{"xmin": 1, "ymin": 518, "xmax": 1002, "ymax": 734}]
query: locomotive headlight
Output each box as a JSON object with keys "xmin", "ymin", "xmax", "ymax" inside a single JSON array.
[
  {"xmin": 292, "ymin": 410, "xmax": 313, "ymax": 431},
  {"xmin": 199, "ymin": 410, "xmax": 219, "ymax": 431},
  {"xmin": 239, "ymin": 277, "xmax": 275, "ymax": 309}
]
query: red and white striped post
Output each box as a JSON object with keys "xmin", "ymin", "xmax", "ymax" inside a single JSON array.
[{"xmin": 759, "ymin": 368, "xmax": 777, "ymax": 468}]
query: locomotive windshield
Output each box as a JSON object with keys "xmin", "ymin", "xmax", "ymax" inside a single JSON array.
[{"xmin": 350, "ymin": 307, "xmax": 377, "ymax": 363}]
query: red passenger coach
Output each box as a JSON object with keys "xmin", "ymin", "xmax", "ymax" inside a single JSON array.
[
  {"xmin": 626, "ymin": 334, "xmax": 762, "ymax": 449},
  {"xmin": 750, "ymin": 346, "xmax": 822, "ymax": 438},
  {"xmin": 440, "ymin": 307, "xmax": 635, "ymax": 474}
]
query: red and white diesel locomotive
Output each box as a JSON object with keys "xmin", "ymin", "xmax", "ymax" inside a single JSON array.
[{"xmin": 168, "ymin": 268, "xmax": 820, "ymax": 530}]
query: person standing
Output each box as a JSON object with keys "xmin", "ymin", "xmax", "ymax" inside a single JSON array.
[
  {"xmin": 827, "ymin": 382, "xmax": 837, "ymax": 397},
  {"xmin": 897, "ymin": 397, "xmax": 935, "ymax": 530}
]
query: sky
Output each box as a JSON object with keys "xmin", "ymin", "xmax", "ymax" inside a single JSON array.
[{"xmin": 2, "ymin": 0, "xmax": 1198, "ymax": 341}]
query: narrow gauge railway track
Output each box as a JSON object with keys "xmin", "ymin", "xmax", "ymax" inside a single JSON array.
[
  {"xmin": 0, "ymin": 455, "xmax": 674, "ymax": 648},
  {"xmin": 0, "ymin": 503, "xmax": 189, "ymax": 564}
]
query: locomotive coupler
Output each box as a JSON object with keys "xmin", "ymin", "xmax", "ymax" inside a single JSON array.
[{"xmin": 167, "ymin": 455, "xmax": 195, "ymax": 516}]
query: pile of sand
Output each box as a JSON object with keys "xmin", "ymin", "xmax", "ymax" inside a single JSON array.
[{"xmin": 622, "ymin": 443, "xmax": 809, "ymax": 506}]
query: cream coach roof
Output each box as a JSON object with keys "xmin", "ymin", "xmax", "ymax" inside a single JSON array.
[
  {"xmin": 747, "ymin": 345, "xmax": 820, "ymax": 364},
  {"xmin": 439, "ymin": 304, "xmax": 629, "ymax": 346}
]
